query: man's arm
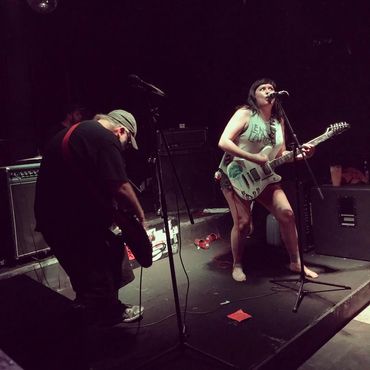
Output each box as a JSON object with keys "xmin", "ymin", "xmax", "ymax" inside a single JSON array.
[{"xmin": 116, "ymin": 181, "xmax": 145, "ymax": 225}]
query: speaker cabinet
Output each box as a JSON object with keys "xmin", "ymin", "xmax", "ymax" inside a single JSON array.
[
  {"xmin": 159, "ymin": 148, "xmax": 219, "ymax": 211},
  {"xmin": 0, "ymin": 163, "xmax": 49, "ymax": 263},
  {"xmin": 157, "ymin": 127, "xmax": 208, "ymax": 153},
  {"xmin": 0, "ymin": 275, "xmax": 87, "ymax": 370},
  {"xmin": 311, "ymin": 185, "xmax": 370, "ymax": 261}
]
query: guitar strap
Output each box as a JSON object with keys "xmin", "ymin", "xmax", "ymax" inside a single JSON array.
[
  {"xmin": 62, "ymin": 122, "xmax": 80, "ymax": 160},
  {"xmin": 61, "ymin": 122, "xmax": 107, "ymax": 208},
  {"xmin": 61, "ymin": 122, "xmax": 114, "ymax": 227}
]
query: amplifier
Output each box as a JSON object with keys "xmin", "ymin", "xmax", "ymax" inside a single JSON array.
[
  {"xmin": 311, "ymin": 185, "xmax": 370, "ymax": 261},
  {"xmin": 0, "ymin": 163, "xmax": 50, "ymax": 263},
  {"xmin": 157, "ymin": 127, "xmax": 208, "ymax": 153}
]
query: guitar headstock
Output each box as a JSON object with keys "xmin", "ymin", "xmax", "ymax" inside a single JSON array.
[{"xmin": 326, "ymin": 122, "xmax": 350, "ymax": 137}]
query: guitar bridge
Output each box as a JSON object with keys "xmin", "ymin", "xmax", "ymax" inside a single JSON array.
[{"xmin": 262, "ymin": 164, "xmax": 272, "ymax": 176}]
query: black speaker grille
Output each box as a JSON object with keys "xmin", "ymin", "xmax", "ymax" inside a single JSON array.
[
  {"xmin": 0, "ymin": 164, "xmax": 49, "ymax": 263},
  {"xmin": 10, "ymin": 181, "xmax": 49, "ymax": 259},
  {"xmin": 159, "ymin": 148, "xmax": 218, "ymax": 211},
  {"xmin": 311, "ymin": 185, "xmax": 370, "ymax": 261}
]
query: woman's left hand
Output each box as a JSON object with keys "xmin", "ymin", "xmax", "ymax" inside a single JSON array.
[{"xmin": 298, "ymin": 143, "xmax": 315, "ymax": 159}]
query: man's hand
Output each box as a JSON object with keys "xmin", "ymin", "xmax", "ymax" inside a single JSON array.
[
  {"xmin": 117, "ymin": 181, "xmax": 147, "ymax": 227},
  {"xmin": 137, "ymin": 213, "xmax": 146, "ymax": 229}
]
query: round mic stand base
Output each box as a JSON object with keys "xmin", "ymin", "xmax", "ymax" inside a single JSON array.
[{"xmin": 271, "ymin": 276, "xmax": 352, "ymax": 313}]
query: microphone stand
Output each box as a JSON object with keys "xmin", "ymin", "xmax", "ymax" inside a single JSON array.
[
  {"xmin": 135, "ymin": 90, "xmax": 237, "ymax": 369},
  {"xmin": 270, "ymin": 98, "xmax": 351, "ymax": 313}
]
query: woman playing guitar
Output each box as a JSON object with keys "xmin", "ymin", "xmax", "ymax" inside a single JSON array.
[{"xmin": 217, "ymin": 78, "xmax": 318, "ymax": 282}]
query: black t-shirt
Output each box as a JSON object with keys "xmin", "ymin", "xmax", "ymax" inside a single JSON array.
[{"xmin": 35, "ymin": 120, "xmax": 128, "ymax": 232}]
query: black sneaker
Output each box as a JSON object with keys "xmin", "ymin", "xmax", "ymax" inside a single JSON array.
[{"xmin": 122, "ymin": 304, "xmax": 144, "ymax": 323}]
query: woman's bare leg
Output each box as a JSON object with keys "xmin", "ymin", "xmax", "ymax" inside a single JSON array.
[
  {"xmin": 258, "ymin": 185, "xmax": 318, "ymax": 278},
  {"xmin": 222, "ymin": 188, "xmax": 252, "ymax": 281}
]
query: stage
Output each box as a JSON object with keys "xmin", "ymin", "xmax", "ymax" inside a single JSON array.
[{"xmin": 0, "ymin": 211, "xmax": 369, "ymax": 370}]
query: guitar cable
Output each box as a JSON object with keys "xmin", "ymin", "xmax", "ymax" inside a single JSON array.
[
  {"xmin": 123, "ymin": 192, "xmax": 290, "ymax": 331},
  {"xmin": 134, "ymin": 266, "xmax": 144, "ymax": 333}
]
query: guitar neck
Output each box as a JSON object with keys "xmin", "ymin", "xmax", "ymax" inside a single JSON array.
[{"xmin": 270, "ymin": 132, "xmax": 331, "ymax": 169}]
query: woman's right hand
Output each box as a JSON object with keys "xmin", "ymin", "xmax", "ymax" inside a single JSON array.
[{"xmin": 250, "ymin": 152, "xmax": 269, "ymax": 165}]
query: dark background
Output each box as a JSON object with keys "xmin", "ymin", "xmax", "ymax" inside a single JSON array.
[{"xmin": 1, "ymin": 0, "xmax": 370, "ymax": 184}]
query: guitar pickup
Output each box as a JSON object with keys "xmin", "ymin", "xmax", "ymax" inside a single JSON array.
[{"xmin": 250, "ymin": 168, "xmax": 261, "ymax": 181}]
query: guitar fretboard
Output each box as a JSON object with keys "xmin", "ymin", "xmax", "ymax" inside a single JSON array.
[{"xmin": 270, "ymin": 132, "xmax": 332, "ymax": 170}]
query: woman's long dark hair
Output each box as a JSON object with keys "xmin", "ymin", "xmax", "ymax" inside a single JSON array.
[{"xmin": 239, "ymin": 78, "xmax": 284, "ymax": 121}]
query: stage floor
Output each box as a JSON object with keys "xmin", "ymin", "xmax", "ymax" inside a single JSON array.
[{"xmin": 0, "ymin": 211, "xmax": 369, "ymax": 370}]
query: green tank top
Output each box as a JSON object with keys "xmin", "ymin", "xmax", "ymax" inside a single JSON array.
[{"xmin": 219, "ymin": 112, "xmax": 284, "ymax": 172}]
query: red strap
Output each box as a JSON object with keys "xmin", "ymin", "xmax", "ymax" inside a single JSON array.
[
  {"xmin": 61, "ymin": 122, "xmax": 101, "ymax": 200},
  {"xmin": 62, "ymin": 122, "xmax": 80, "ymax": 160}
]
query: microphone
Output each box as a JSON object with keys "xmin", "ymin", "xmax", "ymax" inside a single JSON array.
[
  {"xmin": 128, "ymin": 74, "xmax": 166, "ymax": 97},
  {"xmin": 266, "ymin": 90, "xmax": 289, "ymax": 102}
]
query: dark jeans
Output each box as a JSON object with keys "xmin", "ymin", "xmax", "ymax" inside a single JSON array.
[{"xmin": 42, "ymin": 226, "xmax": 134, "ymax": 325}]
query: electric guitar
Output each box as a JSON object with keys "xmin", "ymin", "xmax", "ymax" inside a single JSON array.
[
  {"xmin": 114, "ymin": 211, "xmax": 153, "ymax": 268},
  {"xmin": 226, "ymin": 122, "xmax": 350, "ymax": 200}
]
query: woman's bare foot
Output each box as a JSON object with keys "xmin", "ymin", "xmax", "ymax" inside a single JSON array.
[
  {"xmin": 289, "ymin": 262, "xmax": 318, "ymax": 278},
  {"xmin": 232, "ymin": 265, "xmax": 246, "ymax": 282}
]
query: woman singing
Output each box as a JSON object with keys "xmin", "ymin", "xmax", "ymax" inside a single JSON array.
[{"xmin": 217, "ymin": 78, "xmax": 318, "ymax": 282}]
